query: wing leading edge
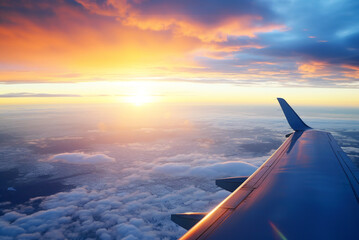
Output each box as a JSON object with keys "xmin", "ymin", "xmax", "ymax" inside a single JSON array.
[{"xmin": 174, "ymin": 99, "xmax": 359, "ymax": 240}]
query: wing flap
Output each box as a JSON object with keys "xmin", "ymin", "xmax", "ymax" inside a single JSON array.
[
  {"xmin": 171, "ymin": 213, "xmax": 207, "ymax": 230},
  {"xmin": 215, "ymin": 177, "xmax": 248, "ymax": 192}
]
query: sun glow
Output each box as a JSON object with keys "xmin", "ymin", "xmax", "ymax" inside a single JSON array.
[
  {"xmin": 124, "ymin": 94, "xmax": 153, "ymax": 106},
  {"xmin": 119, "ymin": 81, "xmax": 159, "ymax": 106},
  {"xmin": 122, "ymin": 90, "xmax": 155, "ymax": 106}
]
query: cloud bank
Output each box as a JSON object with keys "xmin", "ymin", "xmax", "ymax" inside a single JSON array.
[
  {"xmin": 47, "ymin": 153, "xmax": 116, "ymax": 164},
  {"xmin": 0, "ymin": 93, "xmax": 81, "ymax": 98}
]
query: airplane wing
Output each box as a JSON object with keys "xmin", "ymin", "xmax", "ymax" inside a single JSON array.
[{"xmin": 172, "ymin": 98, "xmax": 359, "ymax": 239}]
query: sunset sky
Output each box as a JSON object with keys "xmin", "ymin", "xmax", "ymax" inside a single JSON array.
[
  {"xmin": 1, "ymin": 2, "xmax": 359, "ymax": 239},
  {"xmin": 0, "ymin": 0, "xmax": 358, "ymax": 105}
]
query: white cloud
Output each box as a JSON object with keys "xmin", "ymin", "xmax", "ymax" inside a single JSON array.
[
  {"xmin": 1, "ymin": 152, "xmax": 244, "ymax": 239},
  {"xmin": 1, "ymin": 212, "xmax": 25, "ymax": 222},
  {"xmin": 153, "ymin": 161, "xmax": 256, "ymax": 178},
  {"xmin": 47, "ymin": 152, "xmax": 115, "ymax": 164},
  {"xmin": 343, "ymin": 147, "xmax": 359, "ymax": 154},
  {"xmin": 1, "ymin": 183, "xmax": 226, "ymax": 239},
  {"xmin": 0, "ymin": 221, "xmax": 25, "ymax": 237},
  {"xmin": 17, "ymin": 232, "xmax": 41, "ymax": 240},
  {"xmin": 0, "ymin": 120, "xmax": 277, "ymax": 240},
  {"xmin": 1, "ymin": 152, "xmax": 260, "ymax": 239}
]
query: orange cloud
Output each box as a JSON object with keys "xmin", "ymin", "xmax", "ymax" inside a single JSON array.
[
  {"xmin": 254, "ymin": 61, "xmax": 277, "ymax": 65},
  {"xmin": 76, "ymin": 0, "xmax": 286, "ymax": 42},
  {"xmin": 0, "ymin": 0, "xmax": 287, "ymax": 84},
  {"xmin": 296, "ymin": 61, "xmax": 337, "ymax": 79},
  {"xmin": 122, "ymin": 15, "xmax": 285, "ymax": 42},
  {"xmin": 193, "ymin": 43, "xmax": 265, "ymax": 59},
  {"xmin": 341, "ymin": 65, "xmax": 359, "ymax": 79},
  {"xmin": 342, "ymin": 65, "xmax": 359, "ymax": 71},
  {"xmin": 0, "ymin": 1, "xmax": 290, "ymax": 86},
  {"xmin": 298, "ymin": 61, "xmax": 327, "ymax": 73},
  {"xmin": 0, "ymin": 1, "xmax": 204, "ymax": 80}
]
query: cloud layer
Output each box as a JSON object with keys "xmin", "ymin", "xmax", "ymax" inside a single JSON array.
[
  {"xmin": 0, "ymin": 0, "xmax": 358, "ymax": 87},
  {"xmin": 0, "ymin": 93, "xmax": 81, "ymax": 98},
  {"xmin": 47, "ymin": 152, "xmax": 116, "ymax": 164}
]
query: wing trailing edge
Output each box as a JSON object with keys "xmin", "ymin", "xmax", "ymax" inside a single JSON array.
[{"xmin": 277, "ymin": 98, "xmax": 311, "ymax": 131}]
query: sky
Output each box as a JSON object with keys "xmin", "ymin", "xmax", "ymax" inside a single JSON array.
[{"xmin": 0, "ymin": 0, "xmax": 358, "ymax": 105}]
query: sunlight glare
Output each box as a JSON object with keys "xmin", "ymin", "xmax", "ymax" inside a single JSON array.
[
  {"xmin": 124, "ymin": 93, "xmax": 154, "ymax": 106},
  {"xmin": 121, "ymin": 82, "xmax": 156, "ymax": 106}
]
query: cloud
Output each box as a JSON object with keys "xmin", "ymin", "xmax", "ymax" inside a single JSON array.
[
  {"xmin": 0, "ymin": 0, "xmax": 203, "ymax": 78},
  {"xmin": 47, "ymin": 152, "xmax": 115, "ymax": 164},
  {"xmin": 153, "ymin": 161, "xmax": 257, "ymax": 178},
  {"xmin": 0, "ymin": 93, "xmax": 81, "ymax": 98},
  {"xmin": 0, "ymin": 0, "xmax": 289, "ymax": 86},
  {"xmin": 0, "ymin": 181, "xmax": 230, "ymax": 239},
  {"xmin": 0, "ymin": 222, "xmax": 25, "ymax": 238},
  {"xmin": 77, "ymin": 0, "xmax": 284, "ymax": 42},
  {"xmin": 343, "ymin": 147, "xmax": 359, "ymax": 154},
  {"xmin": 298, "ymin": 61, "xmax": 327, "ymax": 74},
  {"xmin": 0, "ymin": 132, "xmax": 269, "ymax": 239},
  {"xmin": 341, "ymin": 64, "xmax": 359, "ymax": 79}
]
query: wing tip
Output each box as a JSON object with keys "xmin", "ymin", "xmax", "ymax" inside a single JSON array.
[
  {"xmin": 277, "ymin": 98, "xmax": 311, "ymax": 131},
  {"xmin": 276, "ymin": 97, "xmax": 286, "ymax": 104}
]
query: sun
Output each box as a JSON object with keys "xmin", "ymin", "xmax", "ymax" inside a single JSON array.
[
  {"xmin": 123, "ymin": 90, "xmax": 155, "ymax": 106},
  {"xmin": 117, "ymin": 81, "xmax": 159, "ymax": 106},
  {"xmin": 125, "ymin": 94, "xmax": 153, "ymax": 106}
]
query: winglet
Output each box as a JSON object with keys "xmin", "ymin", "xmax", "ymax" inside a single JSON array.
[{"xmin": 277, "ymin": 98, "xmax": 311, "ymax": 131}]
